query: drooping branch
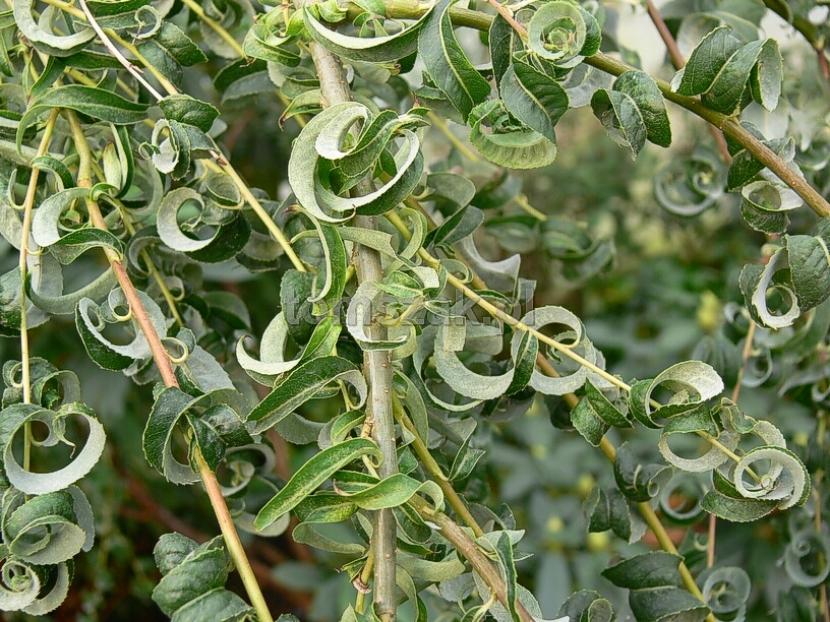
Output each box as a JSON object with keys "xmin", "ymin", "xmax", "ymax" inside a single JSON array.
[
  {"xmin": 302, "ymin": 27, "xmax": 400, "ymax": 620},
  {"xmin": 65, "ymin": 110, "xmax": 274, "ymax": 622},
  {"xmin": 408, "ymin": 496, "xmax": 535, "ymax": 622},
  {"xmin": 389, "ymin": 0, "xmax": 830, "ymax": 218},
  {"xmin": 46, "ymin": 0, "xmax": 307, "ymax": 273}
]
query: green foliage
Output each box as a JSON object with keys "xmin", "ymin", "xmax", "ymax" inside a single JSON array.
[{"xmin": 1, "ymin": 0, "xmax": 830, "ymax": 620}]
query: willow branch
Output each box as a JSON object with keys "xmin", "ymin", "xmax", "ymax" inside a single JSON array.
[
  {"xmin": 18, "ymin": 109, "xmax": 60, "ymax": 471},
  {"xmin": 180, "ymin": 0, "xmax": 245, "ymax": 57},
  {"xmin": 52, "ymin": 0, "xmax": 307, "ymax": 272},
  {"xmin": 301, "ymin": 17, "xmax": 398, "ymax": 619},
  {"xmin": 386, "ymin": 1, "xmax": 830, "ymax": 217},
  {"xmin": 77, "ymin": 0, "xmax": 164, "ymax": 99},
  {"xmin": 409, "ymin": 496, "xmax": 534, "ymax": 622},
  {"xmin": 66, "ymin": 111, "xmax": 273, "ymax": 622},
  {"xmin": 643, "ymin": 0, "xmax": 731, "ymax": 162},
  {"xmin": 387, "ymin": 208, "xmax": 720, "ymax": 617},
  {"xmin": 391, "ymin": 394, "xmax": 485, "ymax": 538}
]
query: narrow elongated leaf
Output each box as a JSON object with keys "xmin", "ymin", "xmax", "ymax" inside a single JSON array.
[
  {"xmin": 417, "ymin": 0, "xmax": 490, "ymax": 119},
  {"xmin": 17, "ymin": 86, "xmax": 149, "ymax": 149},
  {"xmin": 305, "ymin": 6, "xmax": 431, "ymax": 62},
  {"xmin": 248, "ymin": 356, "xmax": 367, "ymax": 433},
  {"xmin": 255, "ymin": 438, "xmax": 381, "ymax": 529}
]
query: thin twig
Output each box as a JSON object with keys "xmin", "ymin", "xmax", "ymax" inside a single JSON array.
[
  {"xmin": 180, "ymin": 0, "xmax": 245, "ymax": 57},
  {"xmin": 428, "ymin": 111, "xmax": 481, "ymax": 162},
  {"xmin": 18, "ymin": 109, "xmax": 60, "ymax": 470},
  {"xmin": 66, "ymin": 111, "xmax": 274, "ymax": 622},
  {"xmin": 77, "ymin": 0, "xmax": 164, "ymax": 100},
  {"xmin": 391, "ymin": 394, "xmax": 485, "ymax": 537},
  {"xmin": 381, "ymin": 1, "xmax": 830, "ymax": 216},
  {"xmin": 58, "ymin": 0, "xmax": 307, "ymax": 272},
  {"xmin": 514, "ymin": 194, "xmax": 547, "ymax": 222},
  {"xmin": 643, "ymin": 0, "xmax": 731, "ymax": 161},
  {"xmin": 409, "ymin": 495, "xmax": 535, "ymax": 622}
]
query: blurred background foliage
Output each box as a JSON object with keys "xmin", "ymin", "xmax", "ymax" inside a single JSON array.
[{"xmin": 2, "ymin": 0, "xmax": 829, "ymax": 618}]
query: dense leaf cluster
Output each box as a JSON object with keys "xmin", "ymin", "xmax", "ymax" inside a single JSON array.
[{"xmin": 1, "ymin": 0, "xmax": 829, "ymax": 620}]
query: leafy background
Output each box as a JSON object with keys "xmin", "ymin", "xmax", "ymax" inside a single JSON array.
[{"xmin": 1, "ymin": 0, "xmax": 829, "ymax": 620}]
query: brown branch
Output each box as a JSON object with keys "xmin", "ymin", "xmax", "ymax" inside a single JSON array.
[
  {"xmin": 122, "ymin": 471, "xmax": 313, "ymax": 611},
  {"xmin": 410, "ymin": 496, "xmax": 535, "ymax": 622},
  {"xmin": 66, "ymin": 110, "xmax": 274, "ymax": 622},
  {"xmin": 643, "ymin": 0, "xmax": 732, "ymax": 162}
]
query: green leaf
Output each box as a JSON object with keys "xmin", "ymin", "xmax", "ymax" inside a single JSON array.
[
  {"xmin": 740, "ymin": 244, "xmax": 814, "ymax": 329},
  {"xmin": 1, "ymin": 486, "xmax": 94, "ymax": 564},
  {"xmin": 157, "ymin": 188, "xmax": 250, "ymax": 262},
  {"xmin": 730, "ymin": 445, "xmax": 810, "ymax": 511},
  {"xmin": 700, "ymin": 567, "xmax": 750, "ymax": 618},
  {"xmin": 613, "ymin": 70, "xmax": 671, "ymax": 148},
  {"xmin": 558, "ymin": 590, "xmax": 615, "ymax": 622},
  {"xmin": 490, "ymin": 15, "xmax": 519, "ymax": 87},
  {"xmin": 304, "ymin": 5, "xmax": 431, "ymax": 62},
  {"xmin": 248, "ymin": 356, "xmax": 368, "ymax": 433},
  {"xmin": 603, "ymin": 552, "xmax": 710, "ymax": 622},
  {"xmin": 700, "ymin": 490, "xmax": 778, "ymax": 522},
  {"xmin": 433, "ymin": 321, "xmax": 516, "ymax": 400},
  {"xmin": 152, "ymin": 534, "xmax": 252, "ymax": 621},
  {"xmin": 585, "ymin": 486, "xmax": 644, "ymax": 543},
  {"xmin": 242, "ymin": 15, "xmax": 300, "ymax": 66},
  {"xmin": 236, "ymin": 314, "xmax": 341, "ymax": 386},
  {"xmin": 0, "ymin": 555, "xmax": 71, "ymax": 615},
  {"xmin": 511, "ymin": 305, "xmax": 607, "ymax": 395},
  {"xmin": 527, "ymin": 1, "xmax": 600, "ymax": 65},
  {"xmin": 13, "ymin": 0, "xmax": 93, "ymax": 57},
  {"xmin": 500, "ymin": 60, "xmax": 568, "ymax": 143},
  {"xmin": 333, "ymin": 473, "xmax": 443, "ymax": 511},
  {"xmin": 675, "ymin": 26, "xmax": 782, "ymax": 115},
  {"xmin": 571, "ymin": 379, "xmax": 630, "ymax": 446},
  {"xmin": 17, "ymin": 86, "xmax": 149, "ymax": 150},
  {"xmin": 255, "ymin": 438, "xmax": 381, "ymax": 529},
  {"xmin": 613, "ymin": 442, "xmax": 671, "ymax": 502},
  {"xmin": 468, "ymin": 100, "xmax": 557, "ymax": 169},
  {"xmin": 590, "ymin": 89, "xmax": 647, "ymax": 158},
  {"xmin": 137, "ymin": 21, "xmax": 207, "ymax": 84},
  {"xmin": 0, "ymin": 402, "xmax": 106, "ymax": 495},
  {"xmin": 785, "ymin": 225, "xmax": 830, "ymax": 311},
  {"xmin": 629, "ymin": 361, "xmax": 724, "ymax": 427},
  {"xmin": 288, "ymin": 102, "xmax": 424, "ymax": 222},
  {"xmin": 676, "ymin": 26, "xmax": 743, "ymax": 98},
  {"xmin": 657, "ymin": 407, "xmax": 737, "ymax": 473},
  {"xmin": 784, "ymin": 528, "xmax": 830, "ymax": 587},
  {"xmin": 76, "ymin": 287, "xmax": 168, "ymax": 371},
  {"xmin": 159, "ymin": 94, "xmax": 220, "ymax": 132},
  {"xmin": 417, "ymin": 0, "xmax": 490, "ymax": 119},
  {"xmin": 495, "ymin": 532, "xmax": 519, "ymax": 620},
  {"xmin": 143, "ymin": 388, "xmax": 246, "ymax": 484}
]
